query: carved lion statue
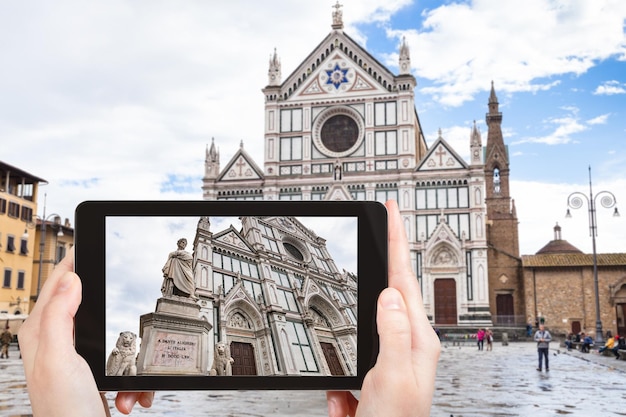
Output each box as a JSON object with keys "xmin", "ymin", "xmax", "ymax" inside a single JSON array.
[
  {"xmin": 106, "ymin": 331, "xmax": 138, "ymax": 376},
  {"xmin": 209, "ymin": 341, "xmax": 234, "ymax": 376}
]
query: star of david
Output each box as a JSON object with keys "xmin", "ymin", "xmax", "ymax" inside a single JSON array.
[{"xmin": 325, "ymin": 64, "xmax": 349, "ymax": 89}]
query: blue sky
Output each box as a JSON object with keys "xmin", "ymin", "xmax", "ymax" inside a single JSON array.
[{"xmin": 1, "ymin": 0, "xmax": 625, "ymax": 256}]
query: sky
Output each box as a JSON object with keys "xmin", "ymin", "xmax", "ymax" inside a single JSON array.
[{"xmin": 2, "ymin": 0, "xmax": 626, "ymax": 258}]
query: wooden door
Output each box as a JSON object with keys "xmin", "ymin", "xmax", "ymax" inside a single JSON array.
[
  {"xmin": 230, "ymin": 342, "xmax": 257, "ymax": 376},
  {"xmin": 320, "ymin": 342, "xmax": 345, "ymax": 376},
  {"xmin": 496, "ymin": 294, "xmax": 514, "ymax": 325},
  {"xmin": 434, "ymin": 279, "xmax": 457, "ymax": 325},
  {"xmin": 571, "ymin": 320, "xmax": 581, "ymax": 335},
  {"xmin": 617, "ymin": 304, "xmax": 626, "ymax": 336}
]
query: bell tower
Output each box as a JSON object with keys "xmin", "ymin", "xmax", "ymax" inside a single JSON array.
[{"xmin": 483, "ymin": 82, "xmax": 523, "ymax": 325}]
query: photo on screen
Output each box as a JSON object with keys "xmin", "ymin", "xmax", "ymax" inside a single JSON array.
[{"xmin": 105, "ymin": 215, "xmax": 358, "ymax": 378}]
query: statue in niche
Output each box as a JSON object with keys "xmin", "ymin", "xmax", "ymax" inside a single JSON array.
[
  {"xmin": 106, "ymin": 331, "xmax": 137, "ymax": 376},
  {"xmin": 161, "ymin": 238, "xmax": 196, "ymax": 299},
  {"xmin": 209, "ymin": 342, "xmax": 234, "ymax": 376}
]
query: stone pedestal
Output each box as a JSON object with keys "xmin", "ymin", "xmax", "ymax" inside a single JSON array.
[{"xmin": 136, "ymin": 297, "xmax": 212, "ymax": 375}]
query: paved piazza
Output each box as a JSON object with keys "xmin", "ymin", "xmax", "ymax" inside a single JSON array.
[{"xmin": 2, "ymin": 342, "xmax": 625, "ymax": 416}]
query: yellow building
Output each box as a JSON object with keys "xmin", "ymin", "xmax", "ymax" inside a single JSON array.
[
  {"xmin": 29, "ymin": 216, "xmax": 74, "ymax": 312},
  {"xmin": 0, "ymin": 161, "xmax": 46, "ymax": 318}
]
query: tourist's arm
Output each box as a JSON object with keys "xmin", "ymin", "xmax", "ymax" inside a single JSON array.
[
  {"xmin": 18, "ymin": 249, "xmax": 153, "ymax": 416},
  {"xmin": 326, "ymin": 200, "xmax": 441, "ymax": 417}
]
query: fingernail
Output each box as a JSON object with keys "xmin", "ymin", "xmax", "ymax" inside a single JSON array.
[{"xmin": 380, "ymin": 289, "xmax": 403, "ymax": 310}]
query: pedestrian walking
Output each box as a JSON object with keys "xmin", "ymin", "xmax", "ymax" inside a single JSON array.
[
  {"xmin": 485, "ymin": 328, "xmax": 494, "ymax": 351},
  {"xmin": 477, "ymin": 328, "xmax": 485, "ymax": 351},
  {"xmin": 1, "ymin": 327, "xmax": 12, "ymax": 359},
  {"xmin": 534, "ymin": 323, "xmax": 552, "ymax": 371}
]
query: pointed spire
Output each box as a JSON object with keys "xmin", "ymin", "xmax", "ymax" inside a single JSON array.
[
  {"xmin": 268, "ymin": 48, "xmax": 281, "ymax": 86},
  {"xmin": 489, "ymin": 80, "xmax": 498, "ymax": 105},
  {"xmin": 331, "ymin": 1, "xmax": 344, "ymax": 30},
  {"xmin": 208, "ymin": 137, "xmax": 218, "ymax": 162},
  {"xmin": 399, "ymin": 36, "xmax": 411, "ymax": 75},
  {"xmin": 437, "ymin": 128, "xmax": 443, "ymax": 139},
  {"xmin": 240, "ymin": 140, "xmax": 244, "ymax": 149},
  {"xmin": 471, "ymin": 121, "xmax": 481, "ymax": 146}
]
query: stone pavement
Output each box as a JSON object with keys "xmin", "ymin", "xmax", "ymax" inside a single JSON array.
[{"xmin": 1, "ymin": 342, "xmax": 625, "ymax": 416}]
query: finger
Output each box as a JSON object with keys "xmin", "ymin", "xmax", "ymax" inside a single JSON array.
[
  {"xmin": 115, "ymin": 392, "xmax": 154, "ymax": 414},
  {"xmin": 326, "ymin": 391, "xmax": 358, "ymax": 417},
  {"xmin": 30, "ymin": 248, "xmax": 75, "ymax": 319},
  {"xmin": 37, "ymin": 271, "xmax": 82, "ymax": 359},
  {"xmin": 375, "ymin": 288, "xmax": 412, "ymax": 374}
]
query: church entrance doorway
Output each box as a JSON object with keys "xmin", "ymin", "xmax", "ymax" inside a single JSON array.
[
  {"xmin": 617, "ymin": 304, "xmax": 626, "ymax": 336},
  {"xmin": 230, "ymin": 341, "xmax": 257, "ymax": 375},
  {"xmin": 320, "ymin": 342, "xmax": 345, "ymax": 376},
  {"xmin": 434, "ymin": 279, "xmax": 457, "ymax": 325},
  {"xmin": 570, "ymin": 320, "xmax": 581, "ymax": 335},
  {"xmin": 496, "ymin": 294, "xmax": 514, "ymax": 325}
]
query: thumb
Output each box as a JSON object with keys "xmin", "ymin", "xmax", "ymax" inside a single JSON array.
[
  {"xmin": 375, "ymin": 288, "xmax": 412, "ymax": 372},
  {"xmin": 38, "ymin": 271, "xmax": 82, "ymax": 354}
]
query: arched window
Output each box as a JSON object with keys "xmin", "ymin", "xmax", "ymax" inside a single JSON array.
[{"xmin": 493, "ymin": 168, "xmax": 501, "ymax": 193}]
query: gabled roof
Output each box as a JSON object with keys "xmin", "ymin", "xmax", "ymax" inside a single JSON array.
[
  {"xmin": 212, "ymin": 225, "xmax": 257, "ymax": 253},
  {"xmin": 416, "ymin": 134, "xmax": 469, "ymax": 172},
  {"xmin": 276, "ymin": 30, "xmax": 401, "ymax": 101},
  {"xmin": 217, "ymin": 143, "xmax": 264, "ymax": 182}
]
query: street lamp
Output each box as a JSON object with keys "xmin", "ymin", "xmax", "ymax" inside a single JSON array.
[
  {"xmin": 33, "ymin": 194, "xmax": 63, "ymax": 301},
  {"xmin": 566, "ymin": 166, "xmax": 619, "ymax": 345}
]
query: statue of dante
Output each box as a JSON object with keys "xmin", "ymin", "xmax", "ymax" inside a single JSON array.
[{"xmin": 161, "ymin": 238, "xmax": 196, "ymax": 298}]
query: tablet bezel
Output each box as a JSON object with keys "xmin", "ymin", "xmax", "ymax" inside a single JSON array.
[{"xmin": 74, "ymin": 200, "xmax": 387, "ymax": 391}]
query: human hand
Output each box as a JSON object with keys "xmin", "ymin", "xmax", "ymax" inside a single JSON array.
[
  {"xmin": 19, "ymin": 249, "xmax": 154, "ymax": 416},
  {"xmin": 326, "ymin": 200, "xmax": 441, "ymax": 417}
]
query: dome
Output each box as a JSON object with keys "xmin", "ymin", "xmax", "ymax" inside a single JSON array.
[{"xmin": 536, "ymin": 223, "xmax": 583, "ymax": 254}]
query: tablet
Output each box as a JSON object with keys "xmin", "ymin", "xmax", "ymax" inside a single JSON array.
[{"xmin": 74, "ymin": 200, "xmax": 387, "ymax": 391}]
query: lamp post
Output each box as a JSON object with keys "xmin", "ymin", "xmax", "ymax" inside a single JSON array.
[
  {"xmin": 566, "ymin": 166, "xmax": 619, "ymax": 345},
  {"xmin": 34, "ymin": 194, "xmax": 63, "ymax": 301}
]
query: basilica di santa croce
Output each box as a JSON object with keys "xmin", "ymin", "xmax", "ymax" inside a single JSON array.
[{"xmin": 201, "ymin": 5, "xmax": 524, "ymax": 333}]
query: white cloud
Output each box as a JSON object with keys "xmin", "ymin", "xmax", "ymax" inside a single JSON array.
[
  {"xmin": 514, "ymin": 115, "xmax": 587, "ymax": 145},
  {"xmin": 593, "ymin": 80, "xmax": 626, "ymax": 95},
  {"xmin": 388, "ymin": 0, "xmax": 626, "ymax": 106},
  {"xmin": 587, "ymin": 114, "xmax": 610, "ymax": 125}
]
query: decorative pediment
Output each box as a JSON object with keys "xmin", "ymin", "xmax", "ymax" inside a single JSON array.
[
  {"xmin": 218, "ymin": 145, "xmax": 264, "ymax": 182},
  {"xmin": 212, "ymin": 226, "xmax": 256, "ymax": 253},
  {"xmin": 282, "ymin": 31, "xmax": 396, "ymax": 101},
  {"xmin": 325, "ymin": 184, "xmax": 351, "ymax": 201},
  {"xmin": 417, "ymin": 136, "xmax": 468, "ymax": 171}
]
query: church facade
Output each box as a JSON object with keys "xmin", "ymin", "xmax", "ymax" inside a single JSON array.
[
  {"xmin": 191, "ymin": 215, "xmax": 357, "ymax": 376},
  {"xmin": 201, "ymin": 6, "xmax": 523, "ymax": 328}
]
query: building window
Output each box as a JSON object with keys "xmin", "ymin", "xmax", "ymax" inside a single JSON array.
[
  {"xmin": 20, "ymin": 237, "xmax": 28, "ymax": 255},
  {"xmin": 7, "ymin": 202, "xmax": 19, "ymax": 218},
  {"xmin": 3, "ymin": 269, "xmax": 11, "ymax": 288},
  {"xmin": 374, "ymin": 131, "xmax": 397, "ymax": 155},
  {"xmin": 280, "ymin": 137, "xmax": 302, "ymax": 161},
  {"xmin": 416, "ymin": 214, "xmax": 470, "ymax": 240},
  {"xmin": 466, "ymin": 251, "xmax": 473, "ymax": 301},
  {"xmin": 56, "ymin": 245, "xmax": 67, "ymax": 263},
  {"xmin": 213, "ymin": 271, "xmax": 235, "ymax": 295},
  {"xmin": 375, "ymin": 189, "xmax": 398, "ymax": 204},
  {"xmin": 279, "ymin": 192, "xmax": 302, "ymax": 201},
  {"xmin": 286, "ymin": 321, "xmax": 318, "ymax": 372},
  {"xmin": 416, "ymin": 252, "xmax": 423, "ymax": 293},
  {"xmin": 374, "ymin": 102, "xmax": 397, "ymax": 126},
  {"xmin": 6, "ymin": 236, "xmax": 15, "ymax": 253},
  {"xmin": 283, "ymin": 242, "xmax": 304, "ymax": 261},
  {"xmin": 280, "ymin": 108, "xmax": 303, "ymax": 132},
  {"xmin": 447, "ymin": 214, "xmax": 471, "ymax": 240},
  {"xmin": 20, "ymin": 206, "xmax": 33, "ymax": 222},
  {"xmin": 416, "ymin": 186, "xmax": 469, "ymax": 209},
  {"xmin": 17, "ymin": 271, "xmax": 25, "ymax": 290},
  {"xmin": 0, "ymin": 198, "xmax": 6, "ymax": 214},
  {"xmin": 493, "ymin": 168, "xmax": 501, "ymax": 193}
]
